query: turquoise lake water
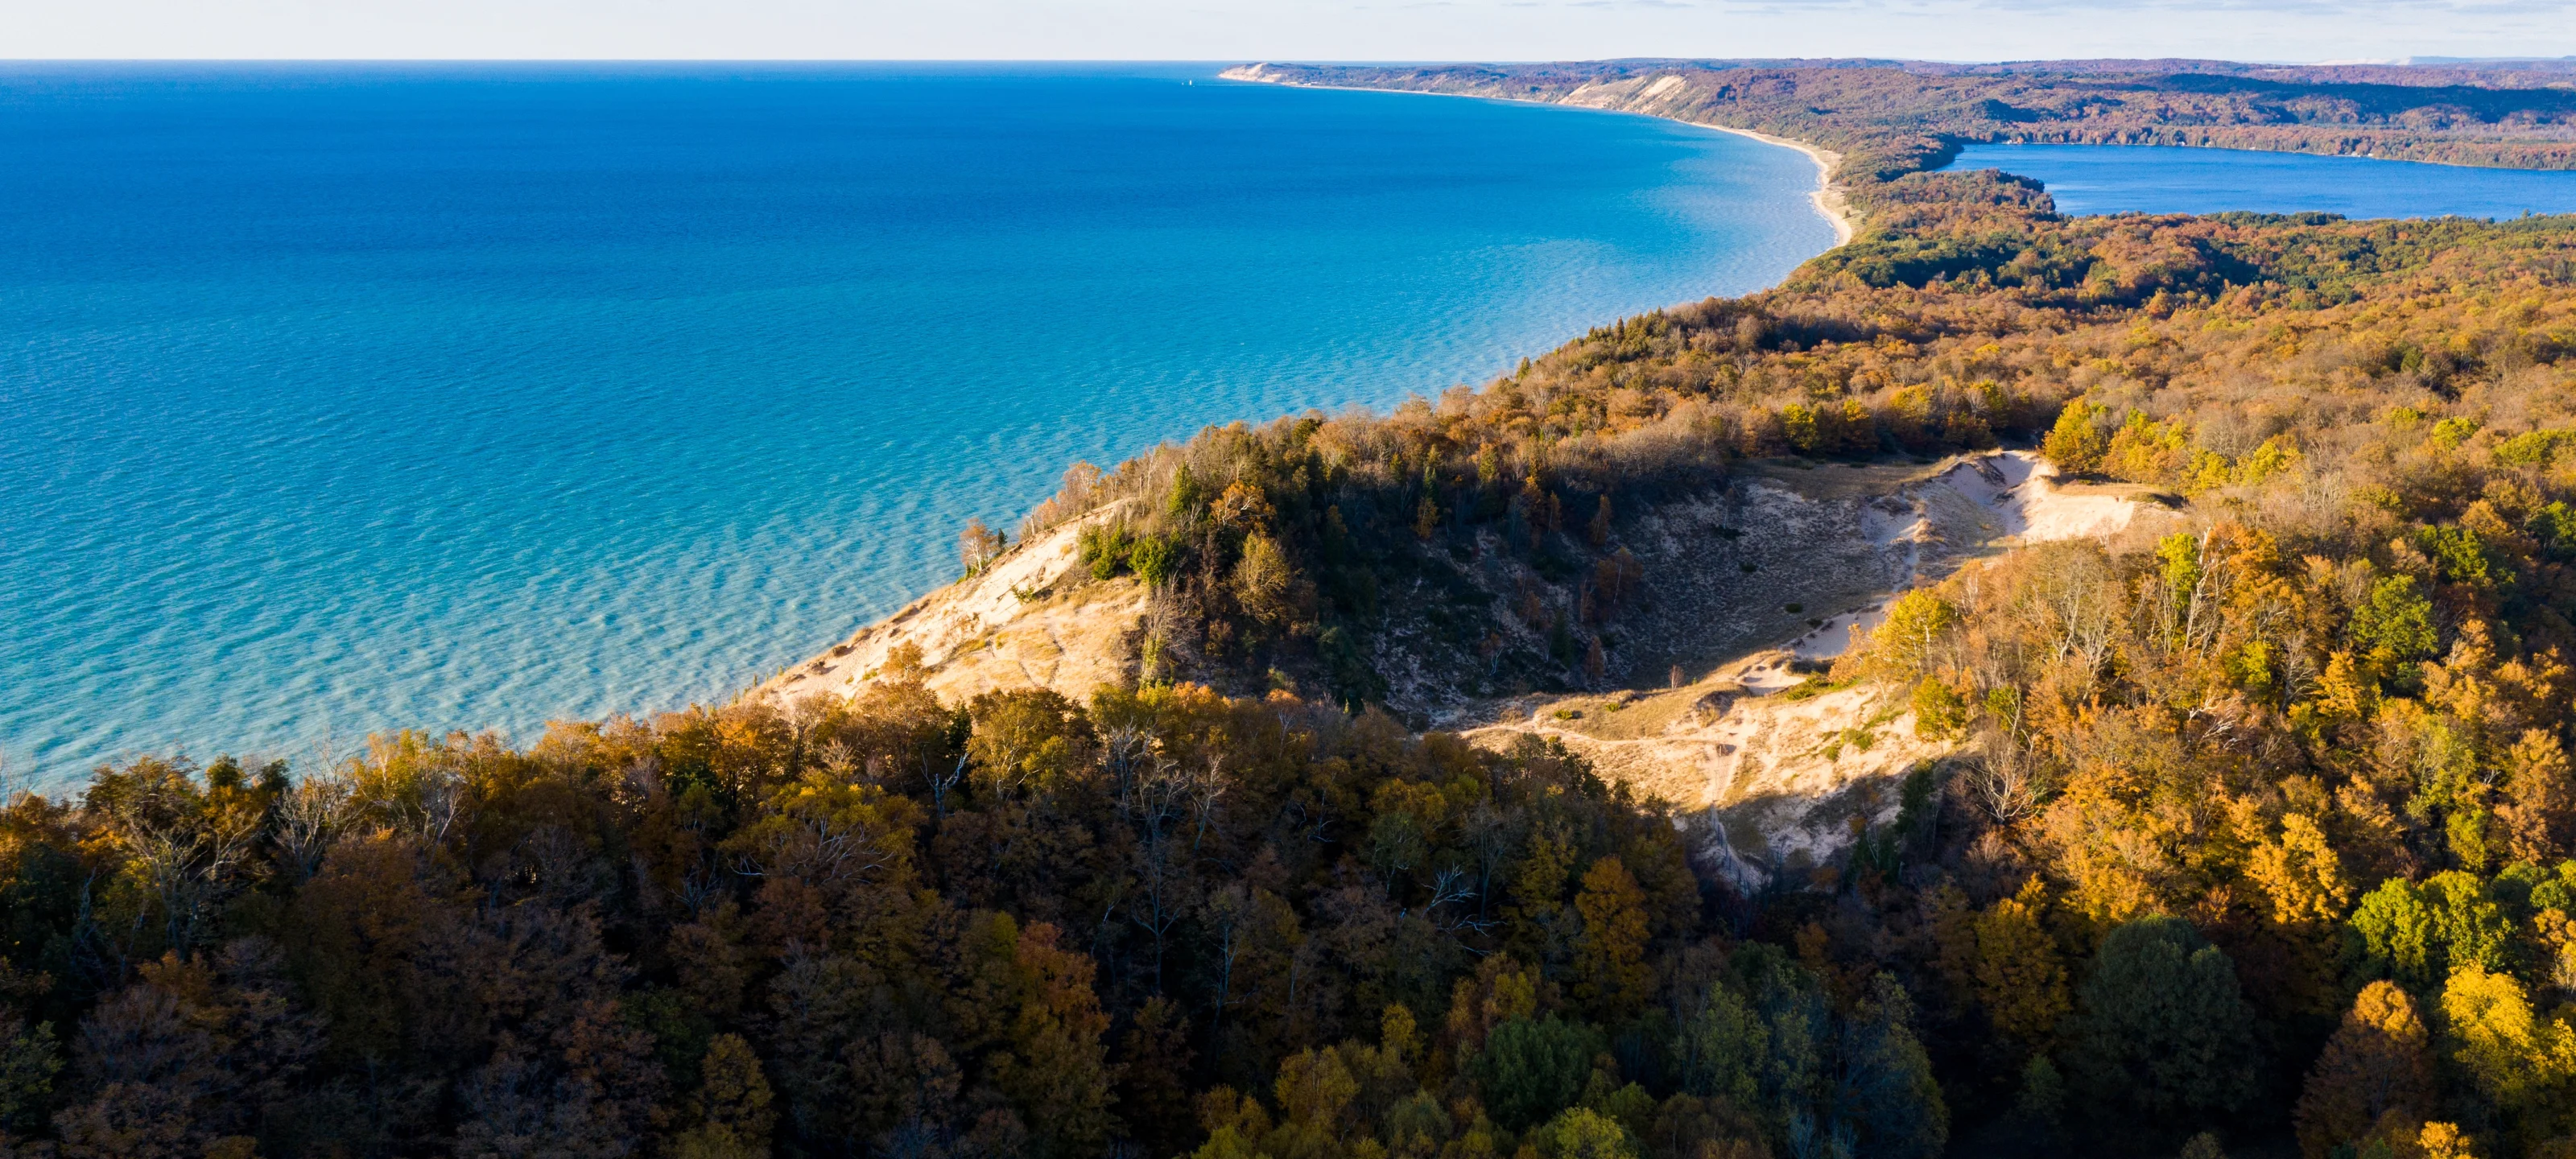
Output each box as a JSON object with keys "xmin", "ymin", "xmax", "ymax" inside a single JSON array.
[
  {"xmin": 1947, "ymin": 142, "xmax": 2576, "ymax": 219},
  {"xmin": 0, "ymin": 64, "xmax": 1835, "ymax": 782}
]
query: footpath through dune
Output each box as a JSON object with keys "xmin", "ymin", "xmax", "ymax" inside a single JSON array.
[{"xmin": 1456, "ymin": 451, "xmax": 2178, "ymax": 889}]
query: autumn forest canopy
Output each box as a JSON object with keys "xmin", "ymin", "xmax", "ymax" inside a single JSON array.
[{"xmin": 18, "ymin": 56, "xmax": 2576, "ymax": 1159}]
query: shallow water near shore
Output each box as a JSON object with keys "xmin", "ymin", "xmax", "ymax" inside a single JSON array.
[
  {"xmin": 0, "ymin": 63, "xmax": 1836, "ymax": 782},
  {"xmin": 1946, "ymin": 142, "xmax": 2576, "ymax": 219}
]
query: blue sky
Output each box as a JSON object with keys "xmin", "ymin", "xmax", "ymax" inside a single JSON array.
[{"xmin": 6, "ymin": 0, "xmax": 2574, "ymax": 63}]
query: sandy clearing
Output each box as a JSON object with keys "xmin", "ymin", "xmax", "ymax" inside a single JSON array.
[{"xmin": 1463, "ymin": 449, "xmax": 2181, "ymax": 883}]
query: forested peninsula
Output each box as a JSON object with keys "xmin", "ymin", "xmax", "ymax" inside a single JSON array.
[{"xmin": 13, "ymin": 58, "xmax": 2576, "ymax": 1159}]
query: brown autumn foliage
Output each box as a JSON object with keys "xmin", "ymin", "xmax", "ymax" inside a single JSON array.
[
  {"xmin": 2296, "ymin": 981, "xmax": 2437, "ymax": 1159},
  {"xmin": 20, "ymin": 57, "xmax": 2576, "ymax": 1159}
]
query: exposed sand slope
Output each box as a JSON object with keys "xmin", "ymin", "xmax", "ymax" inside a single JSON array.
[
  {"xmin": 758, "ymin": 509, "xmax": 1147, "ymax": 707},
  {"xmin": 757, "ymin": 450, "xmax": 2173, "ymax": 885},
  {"xmin": 1776, "ymin": 451, "xmax": 2175, "ymax": 659},
  {"xmin": 1459, "ymin": 452, "xmax": 2179, "ymax": 885},
  {"xmin": 1465, "ymin": 672, "xmax": 1950, "ymax": 890},
  {"xmin": 757, "ymin": 450, "xmax": 2169, "ymax": 719}
]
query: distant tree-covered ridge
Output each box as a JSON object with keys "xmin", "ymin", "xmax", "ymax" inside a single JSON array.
[
  {"xmin": 15, "ymin": 56, "xmax": 2576, "ymax": 1159},
  {"xmin": 1229, "ymin": 59, "xmax": 2576, "ymax": 175}
]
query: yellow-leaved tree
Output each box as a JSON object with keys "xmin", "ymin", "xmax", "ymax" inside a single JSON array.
[
  {"xmin": 1970, "ymin": 881, "xmax": 2069, "ymax": 1054},
  {"xmin": 2442, "ymin": 965, "xmax": 2576, "ymax": 1112},
  {"xmin": 1571, "ymin": 857, "xmax": 1650, "ymax": 1020},
  {"xmin": 2293, "ymin": 982, "xmax": 2433, "ymax": 1159}
]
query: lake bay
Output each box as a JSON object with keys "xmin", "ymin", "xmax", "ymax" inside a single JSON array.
[
  {"xmin": 1946, "ymin": 142, "xmax": 2576, "ymax": 219},
  {"xmin": 0, "ymin": 64, "xmax": 1836, "ymax": 780}
]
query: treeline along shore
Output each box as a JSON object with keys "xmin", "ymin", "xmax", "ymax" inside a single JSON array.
[{"xmin": 12, "ymin": 57, "xmax": 2576, "ymax": 1159}]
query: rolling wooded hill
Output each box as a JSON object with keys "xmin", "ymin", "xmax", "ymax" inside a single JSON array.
[{"xmin": 11, "ymin": 57, "xmax": 2576, "ymax": 1159}]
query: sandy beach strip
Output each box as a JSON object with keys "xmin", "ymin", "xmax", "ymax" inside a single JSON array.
[
  {"xmin": 1220, "ymin": 64, "xmax": 1860, "ymax": 248},
  {"xmin": 1701, "ymin": 125, "xmax": 1856, "ymax": 245}
]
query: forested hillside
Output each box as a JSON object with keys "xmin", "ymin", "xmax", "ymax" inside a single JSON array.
[{"xmin": 13, "ymin": 59, "xmax": 2576, "ymax": 1159}]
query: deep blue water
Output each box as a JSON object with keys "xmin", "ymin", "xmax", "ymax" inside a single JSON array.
[
  {"xmin": 0, "ymin": 64, "xmax": 1835, "ymax": 782},
  {"xmin": 1946, "ymin": 143, "xmax": 2576, "ymax": 219}
]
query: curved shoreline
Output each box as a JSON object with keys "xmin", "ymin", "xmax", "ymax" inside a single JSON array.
[
  {"xmin": 1215, "ymin": 64, "xmax": 1857, "ymax": 248},
  {"xmin": 762, "ymin": 73, "xmax": 1858, "ymax": 710},
  {"xmin": 1699, "ymin": 125, "xmax": 1853, "ymax": 245}
]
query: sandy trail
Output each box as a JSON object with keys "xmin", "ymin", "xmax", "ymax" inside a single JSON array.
[{"xmin": 1461, "ymin": 449, "xmax": 2178, "ymax": 886}]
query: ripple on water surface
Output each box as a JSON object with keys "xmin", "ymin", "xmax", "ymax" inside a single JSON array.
[{"xmin": 0, "ymin": 64, "xmax": 1837, "ymax": 782}]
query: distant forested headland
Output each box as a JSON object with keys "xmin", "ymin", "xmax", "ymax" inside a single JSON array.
[
  {"xmin": 1233, "ymin": 58, "xmax": 2576, "ymax": 174},
  {"xmin": 12, "ymin": 57, "xmax": 2576, "ymax": 1159}
]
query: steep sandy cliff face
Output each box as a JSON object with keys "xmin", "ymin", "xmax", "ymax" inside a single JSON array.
[
  {"xmin": 1385, "ymin": 451, "xmax": 2169, "ymax": 720},
  {"xmin": 1220, "ymin": 64, "xmax": 1791, "ymax": 141},
  {"xmin": 758, "ymin": 509, "xmax": 1149, "ymax": 708},
  {"xmin": 758, "ymin": 452, "xmax": 2173, "ymax": 881}
]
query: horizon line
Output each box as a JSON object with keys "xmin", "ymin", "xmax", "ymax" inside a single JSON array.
[{"xmin": 3, "ymin": 54, "xmax": 2563, "ymax": 68}]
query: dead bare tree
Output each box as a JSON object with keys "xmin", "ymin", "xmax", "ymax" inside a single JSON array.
[
  {"xmin": 102, "ymin": 777, "xmax": 265, "ymax": 958},
  {"xmin": 730, "ymin": 798, "xmax": 906, "ymax": 892},
  {"xmin": 1966, "ymin": 728, "xmax": 2047, "ymax": 827},
  {"xmin": 922, "ymin": 750, "xmax": 968, "ymax": 823},
  {"xmin": 1420, "ymin": 865, "xmax": 1492, "ymax": 944},
  {"xmin": 274, "ymin": 769, "xmax": 357, "ymax": 885},
  {"xmin": 2025, "ymin": 545, "xmax": 2120, "ymax": 676},
  {"xmin": 1124, "ymin": 757, "xmax": 1195, "ymax": 994},
  {"xmin": 815, "ymin": 738, "xmax": 862, "ymax": 781},
  {"xmin": 1459, "ymin": 802, "xmax": 1517, "ymax": 929},
  {"xmin": 1101, "ymin": 724, "xmax": 1151, "ymax": 807},
  {"xmin": 1200, "ymin": 884, "xmax": 1253, "ymax": 1053}
]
